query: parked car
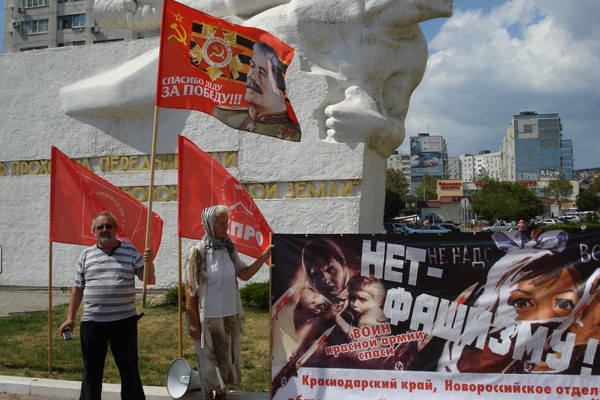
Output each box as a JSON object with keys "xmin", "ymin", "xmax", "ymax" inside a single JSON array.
[
  {"xmin": 536, "ymin": 218, "xmax": 558, "ymax": 227},
  {"xmin": 481, "ymin": 221, "xmax": 516, "ymax": 232},
  {"xmin": 558, "ymin": 216, "xmax": 579, "ymax": 223},
  {"xmin": 393, "ymin": 222, "xmax": 414, "ymax": 233},
  {"xmin": 383, "ymin": 222, "xmax": 414, "ymax": 234},
  {"xmin": 439, "ymin": 222, "xmax": 463, "ymax": 233},
  {"xmin": 383, "ymin": 222, "xmax": 395, "ymax": 233},
  {"xmin": 411, "ymin": 225, "xmax": 450, "ymax": 234}
]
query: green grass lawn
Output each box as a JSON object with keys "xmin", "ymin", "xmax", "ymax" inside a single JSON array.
[{"xmin": 0, "ymin": 301, "xmax": 270, "ymax": 391}]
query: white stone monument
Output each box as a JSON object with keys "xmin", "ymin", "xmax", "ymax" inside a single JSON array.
[{"xmin": 0, "ymin": 0, "xmax": 452, "ymax": 288}]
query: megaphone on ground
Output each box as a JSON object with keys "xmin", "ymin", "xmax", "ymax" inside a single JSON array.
[{"xmin": 166, "ymin": 358, "xmax": 205, "ymax": 399}]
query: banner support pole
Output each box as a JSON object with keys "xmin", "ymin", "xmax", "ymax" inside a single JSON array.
[
  {"xmin": 178, "ymin": 236, "xmax": 183, "ymax": 358},
  {"xmin": 48, "ymin": 240, "xmax": 53, "ymax": 374},
  {"xmin": 268, "ymin": 232, "xmax": 273, "ymax": 400},
  {"xmin": 143, "ymin": 106, "xmax": 160, "ymax": 307}
]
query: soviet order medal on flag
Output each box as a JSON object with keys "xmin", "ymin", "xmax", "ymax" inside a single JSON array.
[
  {"xmin": 49, "ymin": 146, "xmax": 163, "ymax": 260},
  {"xmin": 177, "ymin": 135, "xmax": 272, "ymax": 258},
  {"xmin": 156, "ymin": 0, "xmax": 301, "ymax": 142}
]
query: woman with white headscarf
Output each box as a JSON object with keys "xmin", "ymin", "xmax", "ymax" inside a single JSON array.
[{"xmin": 184, "ymin": 205, "xmax": 272, "ymax": 400}]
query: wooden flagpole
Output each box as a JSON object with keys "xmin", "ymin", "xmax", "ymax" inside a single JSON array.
[
  {"xmin": 48, "ymin": 241, "xmax": 53, "ymax": 374},
  {"xmin": 143, "ymin": 105, "xmax": 160, "ymax": 307},
  {"xmin": 178, "ymin": 236, "xmax": 183, "ymax": 357},
  {"xmin": 268, "ymin": 232, "xmax": 273, "ymax": 399}
]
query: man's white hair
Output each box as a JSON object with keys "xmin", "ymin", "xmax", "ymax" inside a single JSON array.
[{"xmin": 91, "ymin": 211, "xmax": 118, "ymax": 233}]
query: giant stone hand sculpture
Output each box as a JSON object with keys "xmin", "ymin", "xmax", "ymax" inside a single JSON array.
[{"xmin": 61, "ymin": 0, "xmax": 452, "ymax": 158}]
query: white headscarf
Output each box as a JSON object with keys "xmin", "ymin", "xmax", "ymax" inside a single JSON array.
[{"xmin": 201, "ymin": 205, "xmax": 238, "ymax": 263}]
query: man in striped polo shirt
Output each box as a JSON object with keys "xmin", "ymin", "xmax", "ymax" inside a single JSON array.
[{"xmin": 59, "ymin": 211, "xmax": 155, "ymax": 400}]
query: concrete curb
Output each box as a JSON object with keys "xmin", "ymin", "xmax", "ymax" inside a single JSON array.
[
  {"xmin": 0, "ymin": 375, "xmax": 169, "ymax": 400},
  {"xmin": 0, "ymin": 375, "xmax": 268, "ymax": 400}
]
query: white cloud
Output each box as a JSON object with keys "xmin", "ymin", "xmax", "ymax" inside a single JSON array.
[{"xmin": 403, "ymin": 0, "xmax": 600, "ymax": 169}]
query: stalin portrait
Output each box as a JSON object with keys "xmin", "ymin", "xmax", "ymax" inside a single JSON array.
[{"xmin": 212, "ymin": 41, "xmax": 301, "ymax": 142}]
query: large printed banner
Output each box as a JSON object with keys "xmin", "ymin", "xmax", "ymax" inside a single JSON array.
[
  {"xmin": 271, "ymin": 231, "xmax": 600, "ymax": 400},
  {"xmin": 156, "ymin": 0, "xmax": 301, "ymax": 141},
  {"xmin": 410, "ymin": 135, "xmax": 443, "ymax": 180}
]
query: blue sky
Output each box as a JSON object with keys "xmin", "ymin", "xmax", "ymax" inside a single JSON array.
[
  {"xmin": 410, "ymin": 0, "xmax": 600, "ymax": 169},
  {"xmin": 2, "ymin": 0, "xmax": 599, "ymax": 169}
]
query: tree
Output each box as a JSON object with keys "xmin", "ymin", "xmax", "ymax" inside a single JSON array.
[
  {"xmin": 474, "ymin": 168, "xmax": 489, "ymax": 182},
  {"xmin": 403, "ymin": 193, "xmax": 418, "ymax": 208},
  {"xmin": 512, "ymin": 182, "xmax": 547, "ymax": 220},
  {"xmin": 384, "ymin": 188, "xmax": 405, "ymax": 220},
  {"xmin": 471, "ymin": 180, "xmax": 545, "ymax": 222},
  {"xmin": 577, "ymin": 189, "xmax": 600, "ymax": 212},
  {"xmin": 384, "ymin": 169, "xmax": 409, "ymax": 220},
  {"xmin": 542, "ymin": 177, "xmax": 573, "ymax": 210},
  {"xmin": 386, "ymin": 168, "xmax": 410, "ymax": 196},
  {"xmin": 588, "ymin": 174, "xmax": 600, "ymax": 194},
  {"xmin": 415, "ymin": 173, "xmax": 437, "ymax": 202}
]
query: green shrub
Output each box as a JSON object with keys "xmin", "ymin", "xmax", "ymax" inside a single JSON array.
[
  {"xmin": 240, "ymin": 282, "xmax": 269, "ymax": 310},
  {"xmin": 163, "ymin": 282, "xmax": 270, "ymax": 311},
  {"xmin": 164, "ymin": 284, "xmax": 185, "ymax": 306}
]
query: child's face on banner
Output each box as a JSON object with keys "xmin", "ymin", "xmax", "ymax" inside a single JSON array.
[
  {"xmin": 507, "ymin": 269, "xmax": 580, "ymax": 321},
  {"xmin": 350, "ymin": 289, "xmax": 381, "ymax": 316}
]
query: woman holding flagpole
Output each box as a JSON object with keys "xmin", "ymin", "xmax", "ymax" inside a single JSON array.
[{"xmin": 183, "ymin": 205, "xmax": 272, "ymax": 400}]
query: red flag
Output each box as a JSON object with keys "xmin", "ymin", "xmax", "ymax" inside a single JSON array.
[
  {"xmin": 177, "ymin": 135, "xmax": 272, "ymax": 258},
  {"xmin": 49, "ymin": 146, "xmax": 163, "ymax": 258},
  {"xmin": 156, "ymin": 0, "xmax": 301, "ymax": 142}
]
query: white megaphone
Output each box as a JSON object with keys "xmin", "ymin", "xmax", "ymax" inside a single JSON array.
[{"xmin": 166, "ymin": 358, "xmax": 204, "ymax": 399}]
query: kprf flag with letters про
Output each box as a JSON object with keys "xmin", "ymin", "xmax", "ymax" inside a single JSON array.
[
  {"xmin": 49, "ymin": 146, "xmax": 163, "ymax": 260},
  {"xmin": 156, "ymin": 0, "xmax": 301, "ymax": 141},
  {"xmin": 177, "ymin": 135, "xmax": 272, "ymax": 258}
]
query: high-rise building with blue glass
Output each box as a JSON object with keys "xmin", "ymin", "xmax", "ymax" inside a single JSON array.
[
  {"xmin": 561, "ymin": 139, "xmax": 574, "ymax": 180},
  {"xmin": 501, "ymin": 111, "xmax": 573, "ymax": 183}
]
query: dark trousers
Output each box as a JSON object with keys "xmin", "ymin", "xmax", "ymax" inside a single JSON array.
[{"xmin": 79, "ymin": 315, "xmax": 145, "ymax": 400}]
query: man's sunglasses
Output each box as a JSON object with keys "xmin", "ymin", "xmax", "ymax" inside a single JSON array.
[{"xmin": 95, "ymin": 224, "xmax": 114, "ymax": 231}]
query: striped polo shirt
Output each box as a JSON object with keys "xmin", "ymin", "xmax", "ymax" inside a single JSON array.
[{"xmin": 74, "ymin": 241, "xmax": 144, "ymax": 322}]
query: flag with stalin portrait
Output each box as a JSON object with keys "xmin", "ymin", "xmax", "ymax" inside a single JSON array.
[{"xmin": 156, "ymin": 0, "xmax": 301, "ymax": 142}]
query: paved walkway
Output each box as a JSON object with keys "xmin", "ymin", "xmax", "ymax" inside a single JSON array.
[
  {"xmin": 0, "ymin": 393, "xmax": 59, "ymax": 400},
  {"xmin": 0, "ymin": 287, "xmax": 72, "ymax": 319},
  {"xmin": 0, "ymin": 288, "xmax": 268, "ymax": 400}
]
